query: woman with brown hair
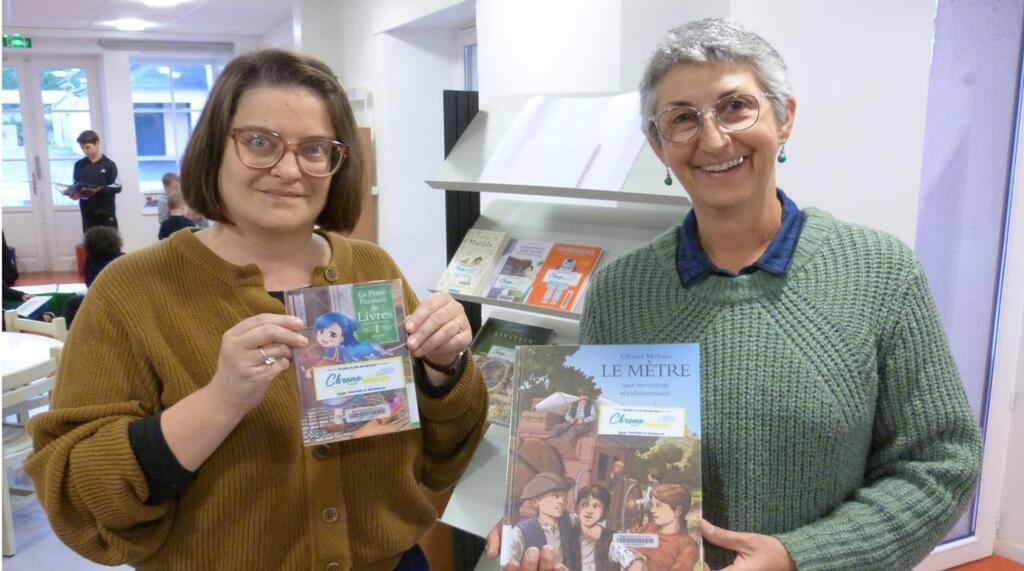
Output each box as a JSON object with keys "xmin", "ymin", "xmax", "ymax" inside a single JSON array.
[{"xmin": 26, "ymin": 49, "xmax": 486, "ymax": 570}]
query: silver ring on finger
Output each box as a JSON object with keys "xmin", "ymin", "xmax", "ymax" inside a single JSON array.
[{"xmin": 258, "ymin": 347, "xmax": 277, "ymax": 367}]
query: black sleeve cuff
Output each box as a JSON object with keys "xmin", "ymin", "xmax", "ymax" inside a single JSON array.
[
  {"xmin": 414, "ymin": 351, "xmax": 468, "ymax": 399},
  {"xmin": 128, "ymin": 413, "xmax": 197, "ymax": 506}
]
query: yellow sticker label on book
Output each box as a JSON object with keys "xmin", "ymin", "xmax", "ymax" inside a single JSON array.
[
  {"xmin": 312, "ymin": 356, "xmax": 407, "ymax": 401},
  {"xmin": 597, "ymin": 406, "xmax": 686, "ymax": 437}
]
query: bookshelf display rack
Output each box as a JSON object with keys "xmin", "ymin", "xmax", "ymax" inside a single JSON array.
[{"xmin": 433, "ymin": 90, "xmax": 692, "ymax": 571}]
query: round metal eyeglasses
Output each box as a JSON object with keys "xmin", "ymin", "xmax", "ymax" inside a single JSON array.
[
  {"xmin": 651, "ymin": 92, "xmax": 773, "ymax": 144},
  {"xmin": 230, "ymin": 127, "xmax": 349, "ymax": 177}
]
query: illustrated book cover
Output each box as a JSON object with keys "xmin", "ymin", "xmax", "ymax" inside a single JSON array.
[
  {"xmin": 484, "ymin": 240, "xmax": 553, "ymax": 303},
  {"xmin": 524, "ymin": 243, "xmax": 604, "ymax": 312},
  {"xmin": 284, "ymin": 279, "xmax": 420, "ymax": 446},
  {"xmin": 436, "ymin": 228, "xmax": 508, "ymax": 296},
  {"xmin": 471, "ymin": 317, "xmax": 554, "ymax": 426},
  {"xmin": 500, "ymin": 344, "xmax": 703, "ymax": 571}
]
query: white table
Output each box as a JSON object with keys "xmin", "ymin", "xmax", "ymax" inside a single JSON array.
[{"xmin": 1, "ymin": 332, "xmax": 64, "ymax": 379}]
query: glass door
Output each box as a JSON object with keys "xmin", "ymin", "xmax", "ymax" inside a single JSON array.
[{"xmin": 1, "ymin": 55, "xmax": 102, "ymax": 272}]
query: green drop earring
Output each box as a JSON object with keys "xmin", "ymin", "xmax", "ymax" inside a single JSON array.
[
  {"xmin": 777, "ymin": 143, "xmax": 788, "ymax": 164},
  {"xmin": 664, "ymin": 167, "xmax": 673, "ymax": 186}
]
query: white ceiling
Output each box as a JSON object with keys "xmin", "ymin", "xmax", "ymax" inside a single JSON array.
[{"xmin": 2, "ymin": 0, "xmax": 291, "ymax": 37}]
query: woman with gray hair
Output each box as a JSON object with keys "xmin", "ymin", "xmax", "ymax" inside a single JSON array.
[
  {"xmin": 578, "ymin": 18, "xmax": 981, "ymax": 571},
  {"xmin": 489, "ymin": 18, "xmax": 979, "ymax": 571}
]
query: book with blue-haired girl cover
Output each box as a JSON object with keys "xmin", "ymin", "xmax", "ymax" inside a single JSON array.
[
  {"xmin": 284, "ymin": 279, "xmax": 420, "ymax": 446},
  {"xmin": 500, "ymin": 344, "xmax": 703, "ymax": 571}
]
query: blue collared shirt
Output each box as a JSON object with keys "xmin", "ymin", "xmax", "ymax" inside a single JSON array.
[{"xmin": 676, "ymin": 189, "xmax": 805, "ymax": 286}]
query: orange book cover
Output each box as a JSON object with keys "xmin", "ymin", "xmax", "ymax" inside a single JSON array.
[{"xmin": 525, "ymin": 243, "xmax": 603, "ymax": 312}]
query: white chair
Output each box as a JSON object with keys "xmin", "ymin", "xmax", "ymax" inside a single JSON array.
[
  {"xmin": 2, "ymin": 346, "xmax": 59, "ymax": 557},
  {"xmin": 4, "ymin": 310, "xmax": 68, "ymax": 342}
]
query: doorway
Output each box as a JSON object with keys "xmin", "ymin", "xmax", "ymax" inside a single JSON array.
[{"xmin": 2, "ymin": 55, "xmax": 103, "ymax": 272}]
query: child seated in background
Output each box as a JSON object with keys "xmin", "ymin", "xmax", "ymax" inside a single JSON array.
[
  {"xmin": 158, "ymin": 193, "xmax": 198, "ymax": 239},
  {"xmin": 83, "ymin": 226, "xmax": 123, "ymax": 287}
]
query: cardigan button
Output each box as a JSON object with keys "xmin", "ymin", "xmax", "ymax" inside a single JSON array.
[
  {"xmin": 325, "ymin": 563, "xmax": 342, "ymax": 571},
  {"xmin": 313, "ymin": 445, "xmax": 330, "ymax": 459},
  {"xmin": 324, "ymin": 267, "xmax": 339, "ymax": 282},
  {"xmin": 322, "ymin": 507, "xmax": 340, "ymax": 523}
]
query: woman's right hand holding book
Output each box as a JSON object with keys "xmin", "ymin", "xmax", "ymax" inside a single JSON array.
[
  {"xmin": 205, "ymin": 313, "xmax": 307, "ymax": 416},
  {"xmin": 159, "ymin": 314, "xmax": 308, "ymax": 471}
]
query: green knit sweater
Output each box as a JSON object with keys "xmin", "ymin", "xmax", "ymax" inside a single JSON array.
[
  {"xmin": 579, "ymin": 208, "xmax": 981, "ymax": 570},
  {"xmin": 25, "ymin": 230, "xmax": 487, "ymax": 570}
]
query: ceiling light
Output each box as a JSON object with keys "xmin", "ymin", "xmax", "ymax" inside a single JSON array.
[{"xmin": 106, "ymin": 18, "xmax": 156, "ymax": 32}]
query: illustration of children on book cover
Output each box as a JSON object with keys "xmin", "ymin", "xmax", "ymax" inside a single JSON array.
[
  {"xmin": 284, "ymin": 279, "xmax": 419, "ymax": 446},
  {"xmin": 501, "ymin": 344, "xmax": 703, "ymax": 571}
]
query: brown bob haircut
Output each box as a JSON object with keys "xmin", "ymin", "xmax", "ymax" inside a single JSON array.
[{"xmin": 180, "ymin": 49, "xmax": 363, "ymax": 233}]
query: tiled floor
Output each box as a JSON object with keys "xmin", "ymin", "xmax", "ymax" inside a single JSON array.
[{"xmin": 4, "ymin": 471, "xmax": 129, "ymax": 570}]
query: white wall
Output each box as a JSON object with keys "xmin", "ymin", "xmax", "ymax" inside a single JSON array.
[
  {"xmin": 477, "ymin": 0, "xmax": 622, "ymax": 98},
  {"xmin": 617, "ymin": 0, "xmax": 728, "ymax": 93},
  {"xmin": 375, "ymin": 28, "xmax": 462, "ymax": 296},
  {"xmin": 293, "ymin": 0, "xmax": 345, "ymax": 76},
  {"xmin": 259, "ymin": 15, "xmax": 295, "ymax": 50},
  {"xmin": 98, "ymin": 50, "xmax": 150, "ymax": 254},
  {"xmin": 731, "ymin": 0, "xmax": 934, "ymax": 247},
  {"xmin": 371, "ymin": 0, "xmax": 466, "ymax": 34}
]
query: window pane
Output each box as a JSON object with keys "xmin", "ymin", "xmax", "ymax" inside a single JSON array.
[
  {"xmin": 134, "ymin": 111, "xmax": 167, "ymax": 156},
  {"xmin": 39, "ymin": 67, "xmax": 89, "ymax": 112},
  {"xmin": 464, "ymin": 44, "xmax": 479, "ymax": 91},
  {"xmin": 131, "ymin": 60, "xmax": 218, "ymax": 192},
  {"xmin": 1, "ymin": 160, "xmax": 31, "ymax": 207},
  {"xmin": 49, "ymin": 159, "xmax": 79, "ymax": 206},
  {"xmin": 130, "ymin": 64, "xmax": 171, "ymax": 91},
  {"xmin": 3, "ymin": 111, "xmax": 26, "ymax": 160},
  {"xmin": 139, "ymin": 159, "xmax": 178, "ymax": 193},
  {"xmin": 3, "ymin": 66, "xmax": 21, "ymax": 110},
  {"xmin": 171, "ymin": 64, "xmax": 214, "ymax": 111},
  {"xmin": 169, "ymin": 111, "xmax": 193, "ymax": 155},
  {"xmin": 45, "ymin": 111, "xmax": 91, "ymax": 159}
]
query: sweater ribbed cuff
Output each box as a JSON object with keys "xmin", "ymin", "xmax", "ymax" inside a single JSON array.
[
  {"xmin": 416, "ymin": 353, "xmax": 483, "ymax": 422},
  {"xmin": 414, "ymin": 350, "xmax": 468, "ymax": 399},
  {"xmin": 127, "ymin": 413, "xmax": 197, "ymax": 506}
]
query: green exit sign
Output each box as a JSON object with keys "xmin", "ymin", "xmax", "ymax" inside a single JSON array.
[{"xmin": 3, "ymin": 35, "xmax": 33, "ymax": 49}]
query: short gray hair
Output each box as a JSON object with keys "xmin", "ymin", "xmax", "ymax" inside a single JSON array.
[{"xmin": 639, "ymin": 18, "xmax": 792, "ymax": 142}]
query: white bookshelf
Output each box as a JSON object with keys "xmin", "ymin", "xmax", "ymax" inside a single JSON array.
[
  {"xmin": 433, "ymin": 94, "xmax": 692, "ymax": 546},
  {"xmin": 426, "ymin": 95, "xmax": 690, "ymax": 207},
  {"xmin": 429, "ymin": 94, "xmax": 691, "ymax": 336}
]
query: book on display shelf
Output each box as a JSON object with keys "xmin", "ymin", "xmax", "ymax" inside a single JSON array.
[
  {"xmin": 436, "ymin": 228, "xmax": 508, "ymax": 296},
  {"xmin": 470, "ymin": 317, "xmax": 554, "ymax": 426},
  {"xmin": 500, "ymin": 344, "xmax": 704, "ymax": 571},
  {"xmin": 524, "ymin": 243, "xmax": 603, "ymax": 312},
  {"xmin": 284, "ymin": 279, "xmax": 420, "ymax": 446},
  {"xmin": 483, "ymin": 240, "xmax": 553, "ymax": 304}
]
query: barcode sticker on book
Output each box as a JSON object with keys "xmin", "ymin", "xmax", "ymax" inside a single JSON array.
[
  {"xmin": 612, "ymin": 533, "xmax": 659, "ymax": 548},
  {"xmin": 345, "ymin": 404, "xmax": 389, "ymax": 423}
]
